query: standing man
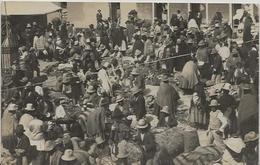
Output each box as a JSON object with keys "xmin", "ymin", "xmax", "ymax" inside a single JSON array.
[
  {"xmin": 156, "ymin": 75, "xmax": 180, "ymax": 127},
  {"xmin": 96, "ymin": 9, "xmax": 103, "ymax": 24},
  {"xmin": 134, "ymin": 119, "xmax": 156, "ymax": 165},
  {"xmin": 130, "ymin": 86, "xmax": 146, "ymax": 120},
  {"xmin": 218, "ymin": 83, "xmax": 237, "ymax": 138}
]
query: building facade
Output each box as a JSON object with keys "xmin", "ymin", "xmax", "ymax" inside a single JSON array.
[{"xmin": 67, "ymin": 3, "xmax": 259, "ymax": 28}]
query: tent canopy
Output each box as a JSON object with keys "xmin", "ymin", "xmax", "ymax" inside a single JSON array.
[{"xmin": 1, "ymin": 2, "xmax": 61, "ymax": 15}]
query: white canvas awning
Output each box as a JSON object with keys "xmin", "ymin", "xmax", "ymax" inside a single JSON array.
[{"xmin": 1, "ymin": 2, "xmax": 61, "ymax": 15}]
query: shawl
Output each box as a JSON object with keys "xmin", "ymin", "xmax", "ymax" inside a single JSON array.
[
  {"xmin": 179, "ymin": 61, "xmax": 199, "ymax": 89},
  {"xmin": 156, "ymin": 82, "xmax": 180, "ymax": 115}
]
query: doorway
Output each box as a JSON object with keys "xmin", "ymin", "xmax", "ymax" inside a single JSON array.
[{"xmin": 110, "ymin": 3, "xmax": 120, "ymax": 22}]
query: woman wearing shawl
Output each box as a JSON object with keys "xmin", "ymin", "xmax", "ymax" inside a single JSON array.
[
  {"xmin": 189, "ymin": 83, "xmax": 208, "ymax": 129},
  {"xmin": 156, "ymin": 75, "xmax": 180, "ymax": 127},
  {"xmin": 179, "ymin": 59, "xmax": 200, "ymax": 94}
]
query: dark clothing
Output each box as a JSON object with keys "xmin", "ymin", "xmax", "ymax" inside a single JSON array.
[
  {"xmin": 132, "ymin": 39, "xmax": 144, "ymax": 56},
  {"xmin": 211, "ymin": 53, "xmax": 223, "ymax": 74},
  {"xmin": 13, "ymin": 134, "xmax": 31, "ymax": 165},
  {"xmin": 135, "ymin": 132, "xmax": 156, "ymax": 164},
  {"xmin": 130, "ymin": 94, "xmax": 146, "ymax": 120},
  {"xmin": 133, "ymin": 75, "xmax": 145, "ymax": 90}
]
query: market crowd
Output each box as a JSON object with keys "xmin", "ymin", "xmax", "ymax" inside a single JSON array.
[{"xmin": 1, "ymin": 8, "xmax": 259, "ymax": 165}]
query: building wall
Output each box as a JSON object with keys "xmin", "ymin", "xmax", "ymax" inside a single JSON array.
[
  {"xmin": 208, "ymin": 4, "xmax": 230, "ymax": 23},
  {"xmin": 120, "ymin": 3, "xmax": 152, "ymax": 27},
  {"xmin": 169, "ymin": 3, "xmax": 189, "ymax": 20},
  {"xmin": 47, "ymin": 11, "xmax": 60, "ymax": 24},
  {"xmin": 137, "ymin": 3, "xmax": 152, "ymax": 21},
  {"xmin": 67, "ymin": 2, "xmax": 109, "ymax": 28}
]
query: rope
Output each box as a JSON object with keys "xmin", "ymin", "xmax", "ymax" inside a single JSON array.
[{"xmin": 2, "ymin": 38, "xmax": 258, "ymax": 91}]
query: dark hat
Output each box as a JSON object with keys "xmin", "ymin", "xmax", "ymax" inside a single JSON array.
[
  {"xmin": 112, "ymin": 108, "xmax": 124, "ymax": 119},
  {"xmin": 15, "ymin": 124, "xmax": 25, "ymax": 134}
]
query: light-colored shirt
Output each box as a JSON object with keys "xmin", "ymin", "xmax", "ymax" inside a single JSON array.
[{"xmin": 54, "ymin": 105, "xmax": 66, "ymax": 119}]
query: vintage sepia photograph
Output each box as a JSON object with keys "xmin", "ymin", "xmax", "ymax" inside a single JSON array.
[{"xmin": 1, "ymin": 1, "xmax": 259, "ymax": 165}]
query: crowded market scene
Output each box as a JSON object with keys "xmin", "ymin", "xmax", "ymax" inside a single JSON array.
[{"xmin": 1, "ymin": 2, "xmax": 259, "ymax": 165}]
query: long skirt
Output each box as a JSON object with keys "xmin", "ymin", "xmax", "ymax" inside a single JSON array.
[{"xmin": 189, "ymin": 101, "xmax": 207, "ymax": 126}]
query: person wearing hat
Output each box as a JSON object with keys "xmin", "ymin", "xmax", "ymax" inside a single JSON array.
[
  {"xmin": 132, "ymin": 34, "xmax": 144, "ymax": 57},
  {"xmin": 241, "ymin": 131, "xmax": 258, "ymax": 165},
  {"xmin": 1, "ymin": 103, "xmax": 19, "ymax": 149},
  {"xmin": 97, "ymin": 61, "xmax": 113, "ymax": 96},
  {"xmin": 225, "ymin": 48, "xmax": 242, "ymax": 83},
  {"xmin": 84, "ymin": 85, "xmax": 100, "ymax": 108},
  {"xmin": 131, "ymin": 68, "xmax": 145, "ymax": 90},
  {"xmin": 22, "ymin": 81, "xmax": 39, "ymax": 108},
  {"xmin": 237, "ymin": 83, "xmax": 258, "ymax": 137},
  {"xmin": 22, "ymin": 23, "xmax": 33, "ymax": 49},
  {"xmin": 207, "ymin": 99, "xmax": 228, "ymax": 150},
  {"xmin": 134, "ymin": 119, "xmax": 156, "ymax": 165},
  {"xmin": 59, "ymin": 144, "xmax": 81, "ymax": 165},
  {"xmin": 44, "ymin": 37, "xmax": 55, "ymax": 62},
  {"xmin": 213, "ymin": 23, "xmax": 221, "ymax": 37},
  {"xmin": 12, "ymin": 124, "xmax": 31, "ymax": 165},
  {"xmin": 189, "ymin": 82, "xmax": 208, "ymax": 129},
  {"xmin": 156, "ymin": 74, "xmax": 180, "ymax": 127},
  {"xmin": 196, "ymin": 40, "xmax": 211, "ymax": 79},
  {"xmin": 221, "ymin": 137, "xmax": 246, "ymax": 165},
  {"xmin": 33, "ymin": 29, "xmax": 46, "ymax": 60},
  {"xmin": 218, "ymin": 83, "xmax": 237, "ymax": 138},
  {"xmin": 129, "ymin": 86, "xmax": 146, "ymax": 120},
  {"xmin": 210, "ymin": 48, "xmax": 223, "ymax": 84},
  {"xmin": 143, "ymin": 31, "xmax": 155, "ymax": 62},
  {"xmin": 114, "ymin": 95, "xmax": 129, "ymax": 118},
  {"xmin": 86, "ymin": 97, "xmax": 110, "ymax": 140},
  {"xmin": 110, "ymin": 107, "xmax": 130, "ymax": 163},
  {"xmin": 217, "ymin": 42, "xmax": 230, "ymax": 72}
]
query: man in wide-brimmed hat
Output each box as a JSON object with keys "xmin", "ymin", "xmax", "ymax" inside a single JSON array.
[
  {"xmin": 196, "ymin": 40, "xmax": 211, "ymax": 79},
  {"xmin": 13, "ymin": 124, "xmax": 31, "ymax": 165},
  {"xmin": 113, "ymin": 94, "xmax": 129, "ymax": 118},
  {"xmin": 129, "ymin": 86, "xmax": 146, "ymax": 120},
  {"xmin": 131, "ymin": 68, "xmax": 145, "ymax": 90},
  {"xmin": 19, "ymin": 103, "xmax": 36, "ymax": 137},
  {"xmin": 85, "ymin": 85, "xmax": 100, "ymax": 108},
  {"xmin": 207, "ymin": 99, "xmax": 228, "ymax": 150},
  {"xmin": 134, "ymin": 119, "xmax": 156, "ymax": 165},
  {"xmin": 218, "ymin": 82, "xmax": 237, "ymax": 138},
  {"xmin": 242, "ymin": 131, "xmax": 258, "ymax": 165},
  {"xmin": 222, "ymin": 137, "xmax": 245, "ymax": 164},
  {"xmin": 210, "ymin": 48, "xmax": 223, "ymax": 84},
  {"xmin": 156, "ymin": 74, "xmax": 180, "ymax": 127}
]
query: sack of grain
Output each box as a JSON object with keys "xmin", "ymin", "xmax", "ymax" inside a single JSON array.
[
  {"xmin": 154, "ymin": 127, "xmax": 184, "ymax": 158},
  {"xmin": 183, "ymin": 130, "xmax": 200, "ymax": 153}
]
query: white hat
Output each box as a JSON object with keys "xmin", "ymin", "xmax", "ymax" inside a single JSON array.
[
  {"xmin": 103, "ymin": 62, "xmax": 110, "ymax": 68},
  {"xmin": 209, "ymin": 99, "xmax": 219, "ymax": 107},
  {"xmin": 224, "ymin": 137, "xmax": 245, "ymax": 153},
  {"xmin": 24, "ymin": 103, "xmax": 35, "ymax": 111},
  {"xmin": 198, "ymin": 61, "xmax": 205, "ymax": 66},
  {"xmin": 8, "ymin": 103, "xmax": 18, "ymax": 111},
  {"xmin": 95, "ymin": 136, "xmax": 105, "ymax": 145},
  {"xmin": 136, "ymin": 119, "xmax": 148, "ymax": 129},
  {"xmin": 222, "ymin": 83, "xmax": 231, "ymax": 91},
  {"xmin": 117, "ymin": 140, "xmax": 129, "ymax": 158},
  {"xmin": 160, "ymin": 106, "xmax": 169, "ymax": 114}
]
